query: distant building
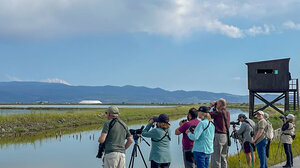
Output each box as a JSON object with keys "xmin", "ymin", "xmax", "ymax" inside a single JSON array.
[{"xmin": 79, "ymin": 100, "xmax": 102, "ymax": 104}]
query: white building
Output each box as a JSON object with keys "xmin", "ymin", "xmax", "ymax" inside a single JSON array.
[{"xmin": 79, "ymin": 100, "xmax": 102, "ymax": 104}]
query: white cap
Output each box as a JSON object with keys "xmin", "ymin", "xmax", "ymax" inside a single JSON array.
[
  {"xmin": 256, "ymin": 110, "xmax": 264, "ymax": 116},
  {"xmin": 286, "ymin": 114, "xmax": 295, "ymax": 120}
]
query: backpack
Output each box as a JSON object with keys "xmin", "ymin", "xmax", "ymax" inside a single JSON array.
[{"xmin": 266, "ymin": 120, "xmax": 274, "ymax": 140}]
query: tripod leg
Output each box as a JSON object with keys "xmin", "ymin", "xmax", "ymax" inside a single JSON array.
[
  {"xmin": 129, "ymin": 145, "xmax": 137, "ymax": 168},
  {"xmin": 137, "ymin": 144, "xmax": 148, "ymax": 168},
  {"xmin": 275, "ymin": 139, "xmax": 281, "ymax": 159}
]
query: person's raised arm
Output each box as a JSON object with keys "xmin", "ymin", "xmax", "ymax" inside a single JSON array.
[
  {"xmin": 142, "ymin": 119, "xmax": 157, "ymax": 138},
  {"xmin": 187, "ymin": 122, "xmax": 204, "ymax": 141},
  {"xmin": 175, "ymin": 122, "xmax": 189, "ymax": 135}
]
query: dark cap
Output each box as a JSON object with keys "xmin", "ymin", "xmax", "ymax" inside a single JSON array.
[
  {"xmin": 155, "ymin": 113, "xmax": 169, "ymax": 124},
  {"xmin": 238, "ymin": 114, "xmax": 247, "ymax": 119},
  {"xmin": 198, "ymin": 106, "xmax": 209, "ymax": 113},
  {"xmin": 152, "ymin": 116, "xmax": 159, "ymax": 122}
]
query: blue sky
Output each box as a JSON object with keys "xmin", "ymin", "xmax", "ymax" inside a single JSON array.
[{"xmin": 0, "ymin": 0, "xmax": 300, "ymax": 95}]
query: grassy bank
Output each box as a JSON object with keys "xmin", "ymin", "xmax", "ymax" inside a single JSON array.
[
  {"xmin": 228, "ymin": 108, "xmax": 300, "ymax": 168},
  {"xmin": 0, "ymin": 105, "xmax": 196, "ymax": 138}
]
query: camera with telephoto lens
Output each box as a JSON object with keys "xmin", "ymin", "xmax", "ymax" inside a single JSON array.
[
  {"xmin": 230, "ymin": 121, "xmax": 240, "ymax": 129},
  {"xmin": 129, "ymin": 126, "xmax": 145, "ymax": 135}
]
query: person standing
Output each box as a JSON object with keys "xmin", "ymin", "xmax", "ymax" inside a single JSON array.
[
  {"xmin": 233, "ymin": 114, "xmax": 256, "ymax": 166},
  {"xmin": 281, "ymin": 114, "xmax": 296, "ymax": 168},
  {"xmin": 98, "ymin": 106, "xmax": 133, "ymax": 168},
  {"xmin": 175, "ymin": 108, "xmax": 200, "ymax": 168},
  {"xmin": 252, "ymin": 110, "xmax": 268, "ymax": 168},
  {"xmin": 210, "ymin": 98, "xmax": 231, "ymax": 168},
  {"xmin": 186, "ymin": 106, "xmax": 215, "ymax": 168},
  {"xmin": 142, "ymin": 114, "xmax": 172, "ymax": 168}
]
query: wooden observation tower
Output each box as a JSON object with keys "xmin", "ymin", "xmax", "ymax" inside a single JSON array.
[{"xmin": 246, "ymin": 58, "xmax": 299, "ymax": 118}]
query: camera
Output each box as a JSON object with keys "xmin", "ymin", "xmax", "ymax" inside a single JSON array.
[
  {"xmin": 96, "ymin": 143, "xmax": 105, "ymax": 158},
  {"xmin": 129, "ymin": 126, "xmax": 145, "ymax": 135},
  {"xmin": 279, "ymin": 115, "xmax": 286, "ymax": 121},
  {"xmin": 189, "ymin": 125, "xmax": 196, "ymax": 133},
  {"xmin": 230, "ymin": 121, "xmax": 240, "ymax": 128},
  {"xmin": 181, "ymin": 119, "xmax": 188, "ymax": 123}
]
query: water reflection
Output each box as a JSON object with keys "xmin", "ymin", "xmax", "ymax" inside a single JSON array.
[{"xmin": 0, "ymin": 109, "xmax": 247, "ymax": 168}]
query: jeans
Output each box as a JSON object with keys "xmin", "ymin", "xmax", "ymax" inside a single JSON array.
[
  {"xmin": 150, "ymin": 160, "xmax": 170, "ymax": 168},
  {"xmin": 283, "ymin": 143, "xmax": 293, "ymax": 166},
  {"xmin": 256, "ymin": 139, "xmax": 268, "ymax": 168},
  {"xmin": 194, "ymin": 152, "xmax": 210, "ymax": 168},
  {"xmin": 183, "ymin": 150, "xmax": 196, "ymax": 168}
]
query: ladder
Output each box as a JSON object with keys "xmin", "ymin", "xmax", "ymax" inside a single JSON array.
[{"xmin": 289, "ymin": 79, "xmax": 299, "ymax": 110}]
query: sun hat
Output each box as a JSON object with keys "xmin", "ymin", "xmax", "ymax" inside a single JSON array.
[{"xmin": 286, "ymin": 114, "xmax": 295, "ymax": 120}]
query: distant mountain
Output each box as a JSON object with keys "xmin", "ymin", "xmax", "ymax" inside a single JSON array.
[{"xmin": 0, "ymin": 81, "xmax": 278, "ymax": 104}]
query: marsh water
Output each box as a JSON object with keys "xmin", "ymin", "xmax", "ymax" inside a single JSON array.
[{"xmin": 0, "ymin": 109, "xmax": 247, "ymax": 168}]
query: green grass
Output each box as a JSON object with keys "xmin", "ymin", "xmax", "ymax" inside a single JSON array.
[{"xmin": 0, "ymin": 105, "xmax": 196, "ymax": 138}]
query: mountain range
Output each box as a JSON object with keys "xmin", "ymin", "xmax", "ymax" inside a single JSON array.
[{"xmin": 0, "ymin": 81, "xmax": 279, "ymax": 104}]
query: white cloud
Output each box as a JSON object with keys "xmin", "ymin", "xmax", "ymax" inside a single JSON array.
[
  {"xmin": 0, "ymin": 0, "xmax": 298, "ymax": 38},
  {"xmin": 283, "ymin": 21, "xmax": 300, "ymax": 30},
  {"xmin": 246, "ymin": 24, "xmax": 274, "ymax": 36},
  {"xmin": 6, "ymin": 75, "xmax": 22, "ymax": 81},
  {"xmin": 42, "ymin": 78, "xmax": 71, "ymax": 85},
  {"xmin": 5, "ymin": 75, "xmax": 71, "ymax": 85}
]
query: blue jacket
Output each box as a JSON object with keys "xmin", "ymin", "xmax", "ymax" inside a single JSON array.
[{"xmin": 188, "ymin": 119, "xmax": 215, "ymax": 154}]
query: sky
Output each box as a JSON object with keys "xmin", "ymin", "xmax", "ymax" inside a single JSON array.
[{"xmin": 0, "ymin": 0, "xmax": 300, "ymax": 95}]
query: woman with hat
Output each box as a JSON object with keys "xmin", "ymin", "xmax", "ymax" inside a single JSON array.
[
  {"xmin": 281, "ymin": 114, "xmax": 296, "ymax": 168},
  {"xmin": 186, "ymin": 106, "xmax": 215, "ymax": 168},
  {"xmin": 142, "ymin": 113, "xmax": 171, "ymax": 168}
]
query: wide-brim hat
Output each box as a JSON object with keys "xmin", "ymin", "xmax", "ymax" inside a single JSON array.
[{"xmin": 286, "ymin": 114, "xmax": 295, "ymax": 120}]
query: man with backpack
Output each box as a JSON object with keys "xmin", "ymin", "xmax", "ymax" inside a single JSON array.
[
  {"xmin": 252, "ymin": 110, "xmax": 268, "ymax": 168},
  {"xmin": 233, "ymin": 114, "xmax": 256, "ymax": 166},
  {"xmin": 98, "ymin": 106, "xmax": 133, "ymax": 168}
]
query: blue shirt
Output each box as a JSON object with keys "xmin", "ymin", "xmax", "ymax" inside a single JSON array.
[
  {"xmin": 188, "ymin": 119, "xmax": 215, "ymax": 154},
  {"xmin": 142, "ymin": 123, "xmax": 171, "ymax": 163}
]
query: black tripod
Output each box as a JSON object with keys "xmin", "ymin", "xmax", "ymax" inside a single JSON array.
[
  {"xmin": 128, "ymin": 134, "xmax": 150, "ymax": 168},
  {"xmin": 231, "ymin": 130, "xmax": 241, "ymax": 167}
]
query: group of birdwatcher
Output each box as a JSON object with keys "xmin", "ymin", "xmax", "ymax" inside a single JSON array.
[{"xmin": 97, "ymin": 98, "xmax": 296, "ymax": 168}]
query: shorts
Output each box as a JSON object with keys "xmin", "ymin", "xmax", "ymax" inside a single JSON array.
[
  {"xmin": 243, "ymin": 142, "xmax": 256, "ymax": 153},
  {"xmin": 103, "ymin": 152, "xmax": 125, "ymax": 168}
]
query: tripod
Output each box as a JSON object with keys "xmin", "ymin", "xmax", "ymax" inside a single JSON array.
[
  {"xmin": 231, "ymin": 130, "xmax": 241, "ymax": 167},
  {"xmin": 128, "ymin": 134, "xmax": 150, "ymax": 168}
]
